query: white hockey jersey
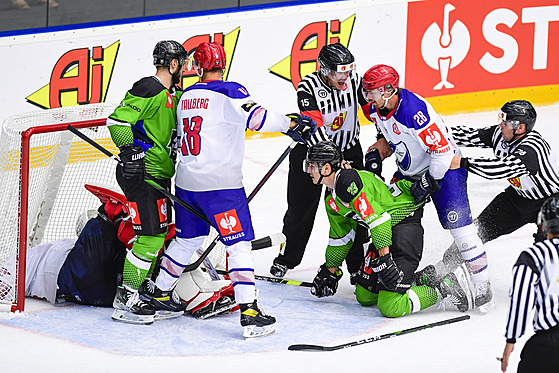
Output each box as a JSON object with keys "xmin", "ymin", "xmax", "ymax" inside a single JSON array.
[
  {"xmin": 175, "ymin": 80, "xmax": 290, "ymax": 191},
  {"xmin": 369, "ymin": 89, "xmax": 456, "ymax": 180}
]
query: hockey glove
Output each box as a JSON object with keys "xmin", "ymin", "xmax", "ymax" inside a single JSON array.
[
  {"xmin": 370, "ymin": 253, "xmax": 403, "ymax": 291},
  {"xmin": 410, "ymin": 171, "xmax": 440, "ymax": 204},
  {"xmin": 119, "ymin": 145, "xmax": 145, "ymax": 181},
  {"xmin": 311, "ymin": 264, "xmax": 343, "ymax": 298},
  {"xmin": 365, "ymin": 148, "xmax": 383, "ymax": 177},
  {"xmin": 285, "ymin": 114, "xmax": 318, "ymax": 144}
]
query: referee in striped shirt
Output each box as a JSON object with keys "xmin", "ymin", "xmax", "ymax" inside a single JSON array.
[
  {"xmin": 500, "ymin": 196, "xmax": 559, "ymax": 372},
  {"xmin": 450, "ymin": 100, "xmax": 559, "ymax": 243}
]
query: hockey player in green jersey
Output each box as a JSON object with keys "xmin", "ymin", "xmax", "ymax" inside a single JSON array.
[
  {"xmin": 106, "ymin": 40, "xmax": 188, "ymax": 324},
  {"xmin": 306, "ymin": 141, "xmax": 475, "ymax": 317}
]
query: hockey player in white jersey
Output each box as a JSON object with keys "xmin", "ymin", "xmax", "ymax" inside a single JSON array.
[
  {"xmin": 362, "ymin": 64, "xmax": 492, "ymax": 312},
  {"xmin": 151, "ymin": 41, "xmax": 316, "ymax": 338}
]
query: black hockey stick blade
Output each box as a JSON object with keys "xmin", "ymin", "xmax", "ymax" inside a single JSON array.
[{"xmin": 288, "ymin": 315, "xmax": 470, "ymax": 351}]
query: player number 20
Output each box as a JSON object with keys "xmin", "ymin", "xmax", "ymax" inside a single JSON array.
[{"xmin": 181, "ymin": 116, "xmax": 203, "ymax": 156}]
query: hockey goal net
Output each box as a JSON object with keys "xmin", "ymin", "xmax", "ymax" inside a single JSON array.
[{"xmin": 0, "ymin": 102, "xmax": 226, "ymax": 312}]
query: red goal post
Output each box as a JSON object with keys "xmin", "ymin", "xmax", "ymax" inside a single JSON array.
[
  {"xmin": 0, "ymin": 102, "xmax": 227, "ymax": 313},
  {"xmin": 0, "ymin": 102, "xmax": 121, "ymax": 312}
]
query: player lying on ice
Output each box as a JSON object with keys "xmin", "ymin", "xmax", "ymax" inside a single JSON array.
[
  {"xmin": 305, "ymin": 141, "xmax": 476, "ymax": 317},
  {"xmin": 21, "ymin": 184, "xmax": 235, "ymax": 320}
]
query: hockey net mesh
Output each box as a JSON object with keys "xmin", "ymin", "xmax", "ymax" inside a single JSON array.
[{"xmin": 0, "ymin": 102, "xmax": 226, "ymax": 312}]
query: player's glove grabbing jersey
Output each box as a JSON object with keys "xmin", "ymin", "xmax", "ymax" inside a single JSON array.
[
  {"xmin": 324, "ymin": 169, "xmax": 420, "ymax": 268},
  {"xmin": 107, "ymin": 76, "xmax": 181, "ymax": 179}
]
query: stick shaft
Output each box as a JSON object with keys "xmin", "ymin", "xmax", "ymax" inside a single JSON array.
[{"xmin": 288, "ymin": 315, "xmax": 470, "ymax": 351}]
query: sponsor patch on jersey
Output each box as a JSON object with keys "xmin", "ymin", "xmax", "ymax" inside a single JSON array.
[
  {"xmin": 241, "ymin": 102, "xmax": 257, "ymax": 112},
  {"xmin": 318, "ymin": 89, "xmax": 328, "ymax": 98},
  {"xmin": 353, "ymin": 192, "xmax": 374, "ymax": 219},
  {"xmin": 215, "ymin": 209, "xmax": 243, "ymax": 237},
  {"xmin": 327, "ymin": 197, "xmax": 340, "ymax": 212},
  {"xmin": 508, "ymin": 177, "xmax": 521, "ymax": 188},
  {"xmin": 127, "ymin": 201, "xmax": 141, "ymax": 225},
  {"xmin": 157, "ymin": 198, "xmax": 167, "ymax": 223},
  {"xmin": 417, "ymin": 123, "xmax": 449, "ymax": 153},
  {"xmin": 327, "ymin": 112, "xmax": 347, "ymax": 132},
  {"xmin": 166, "ymin": 92, "xmax": 173, "ymax": 108}
]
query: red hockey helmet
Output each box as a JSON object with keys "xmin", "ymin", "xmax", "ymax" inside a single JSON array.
[
  {"xmin": 193, "ymin": 42, "xmax": 226, "ymax": 76},
  {"xmin": 362, "ymin": 64, "xmax": 399, "ymax": 92}
]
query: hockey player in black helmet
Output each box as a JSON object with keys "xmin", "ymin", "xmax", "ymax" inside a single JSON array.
[
  {"xmin": 418, "ymin": 100, "xmax": 559, "ymax": 310},
  {"xmin": 153, "ymin": 40, "xmax": 188, "ymax": 85},
  {"xmin": 305, "ymin": 141, "xmax": 474, "ymax": 316},
  {"xmin": 106, "ymin": 40, "xmax": 188, "ymax": 325},
  {"xmin": 271, "ymin": 43, "xmax": 370, "ymax": 281}
]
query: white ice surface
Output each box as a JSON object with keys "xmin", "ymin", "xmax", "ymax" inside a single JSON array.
[{"xmin": 2, "ymin": 102, "xmax": 559, "ymax": 372}]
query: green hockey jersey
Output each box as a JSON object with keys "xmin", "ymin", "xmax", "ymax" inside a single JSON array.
[
  {"xmin": 107, "ymin": 76, "xmax": 181, "ymax": 179},
  {"xmin": 324, "ymin": 169, "xmax": 421, "ymax": 268}
]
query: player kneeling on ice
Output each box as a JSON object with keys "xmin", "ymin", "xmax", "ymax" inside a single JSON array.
[
  {"xmin": 17, "ymin": 184, "xmax": 235, "ymax": 321},
  {"xmin": 305, "ymin": 141, "xmax": 475, "ymax": 317}
]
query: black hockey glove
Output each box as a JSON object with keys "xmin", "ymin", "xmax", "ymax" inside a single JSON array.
[
  {"xmin": 370, "ymin": 253, "xmax": 403, "ymax": 291},
  {"xmin": 410, "ymin": 171, "xmax": 440, "ymax": 203},
  {"xmin": 311, "ymin": 264, "xmax": 343, "ymax": 298},
  {"xmin": 119, "ymin": 145, "xmax": 145, "ymax": 181},
  {"xmin": 285, "ymin": 114, "xmax": 317, "ymax": 144},
  {"xmin": 365, "ymin": 148, "xmax": 383, "ymax": 178}
]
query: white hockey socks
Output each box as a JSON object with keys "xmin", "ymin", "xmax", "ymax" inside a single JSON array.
[
  {"xmin": 156, "ymin": 236, "xmax": 204, "ymax": 291},
  {"xmin": 226, "ymin": 240, "xmax": 256, "ymax": 304},
  {"xmin": 450, "ymin": 224, "xmax": 489, "ymax": 284}
]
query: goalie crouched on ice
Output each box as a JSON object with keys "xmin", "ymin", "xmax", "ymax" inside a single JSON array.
[
  {"xmin": 19, "ymin": 185, "xmax": 235, "ymax": 319},
  {"xmin": 306, "ymin": 141, "xmax": 476, "ymax": 317}
]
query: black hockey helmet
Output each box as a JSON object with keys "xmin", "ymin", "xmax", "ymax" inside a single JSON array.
[
  {"xmin": 305, "ymin": 141, "xmax": 342, "ymax": 172},
  {"xmin": 318, "ymin": 43, "xmax": 355, "ymax": 76},
  {"xmin": 153, "ymin": 40, "xmax": 188, "ymax": 67},
  {"xmin": 538, "ymin": 196, "xmax": 559, "ymax": 235},
  {"xmin": 499, "ymin": 100, "xmax": 537, "ymax": 132}
]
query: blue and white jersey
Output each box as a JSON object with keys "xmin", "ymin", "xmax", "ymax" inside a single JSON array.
[
  {"xmin": 175, "ymin": 80, "xmax": 290, "ymax": 191},
  {"xmin": 369, "ymin": 89, "xmax": 456, "ymax": 180}
]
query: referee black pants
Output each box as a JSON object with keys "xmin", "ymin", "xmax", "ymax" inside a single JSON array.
[
  {"xmin": 476, "ymin": 187, "xmax": 557, "ymax": 243},
  {"xmin": 275, "ymin": 142, "xmax": 365, "ymax": 273},
  {"xmin": 518, "ymin": 326, "xmax": 559, "ymax": 373}
]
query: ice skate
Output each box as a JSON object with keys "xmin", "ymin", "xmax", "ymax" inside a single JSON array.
[
  {"xmin": 414, "ymin": 264, "xmax": 441, "ymax": 287},
  {"xmin": 112, "ymin": 284, "xmax": 155, "ymax": 325},
  {"xmin": 473, "ymin": 280, "xmax": 495, "ymax": 313},
  {"xmin": 139, "ymin": 279, "xmax": 186, "ymax": 320},
  {"xmin": 193, "ymin": 295, "xmax": 236, "ymax": 319},
  {"xmin": 436, "ymin": 265, "xmax": 474, "ymax": 312},
  {"xmin": 270, "ymin": 262, "xmax": 288, "ymax": 278},
  {"xmin": 240, "ymin": 299, "xmax": 276, "ymax": 338}
]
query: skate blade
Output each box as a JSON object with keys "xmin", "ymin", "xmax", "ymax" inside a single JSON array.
[
  {"xmin": 195, "ymin": 302, "xmax": 235, "ymax": 320},
  {"xmin": 111, "ymin": 309, "xmax": 155, "ymax": 325},
  {"xmin": 456, "ymin": 265, "xmax": 475, "ymax": 311},
  {"xmin": 243, "ymin": 324, "xmax": 275, "ymax": 338},
  {"xmin": 154, "ymin": 310, "xmax": 185, "ymax": 320},
  {"xmin": 475, "ymin": 298, "xmax": 496, "ymax": 314}
]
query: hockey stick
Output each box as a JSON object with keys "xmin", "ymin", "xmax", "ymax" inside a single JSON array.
[
  {"xmin": 202, "ymin": 267, "xmax": 313, "ymax": 288},
  {"xmin": 288, "ymin": 315, "xmax": 470, "ymax": 351},
  {"xmin": 68, "ymin": 125, "xmax": 294, "ymax": 271}
]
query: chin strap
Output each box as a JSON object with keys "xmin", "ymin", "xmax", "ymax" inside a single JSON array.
[{"xmin": 380, "ymin": 90, "xmax": 397, "ymax": 109}]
